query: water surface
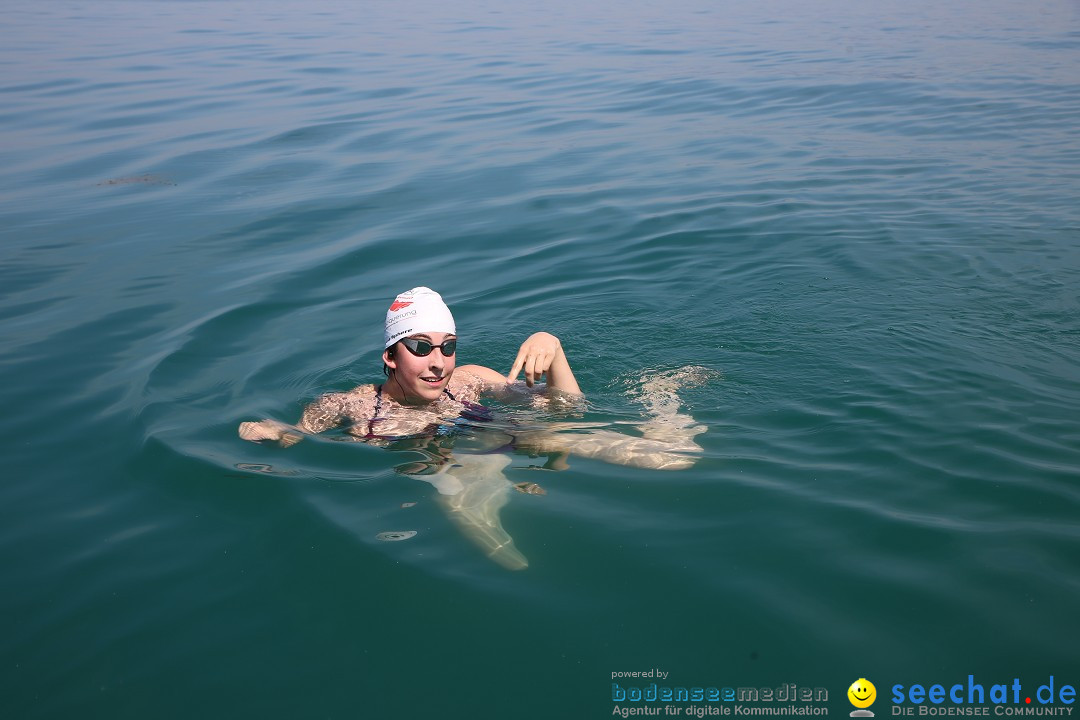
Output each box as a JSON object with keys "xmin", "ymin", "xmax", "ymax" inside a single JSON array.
[{"xmin": 2, "ymin": 0, "xmax": 1079, "ymax": 718}]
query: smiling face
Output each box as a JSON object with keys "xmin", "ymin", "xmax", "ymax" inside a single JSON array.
[
  {"xmin": 848, "ymin": 679, "xmax": 876, "ymax": 709},
  {"xmin": 383, "ymin": 331, "xmax": 457, "ymax": 404}
]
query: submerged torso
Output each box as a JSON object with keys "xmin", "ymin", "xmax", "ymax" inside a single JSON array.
[{"xmin": 296, "ymin": 369, "xmax": 491, "ymax": 441}]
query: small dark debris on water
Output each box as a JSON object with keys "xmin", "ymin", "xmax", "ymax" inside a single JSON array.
[
  {"xmin": 236, "ymin": 463, "xmax": 274, "ymax": 473},
  {"xmin": 230, "ymin": 463, "xmax": 300, "ymax": 477},
  {"xmin": 97, "ymin": 173, "xmax": 175, "ymax": 187},
  {"xmin": 401, "ymin": 502, "xmax": 417, "ymax": 508},
  {"xmin": 513, "ymin": 481, "xmax": 546, "ymax": 495},
  {"xmin": 376, "ymin": 531, "xmax": 417, "ymax": 542}
]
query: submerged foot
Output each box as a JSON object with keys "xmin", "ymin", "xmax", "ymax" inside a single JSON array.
[
  {"xmin": 632, "ymin": 365, "xmax": 717, "ymax": 453},
  {"xmin": 633, "ymin": 365, "xmax": 719, "ymax": 417}
]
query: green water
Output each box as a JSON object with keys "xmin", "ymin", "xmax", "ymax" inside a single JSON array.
[{"xmin": 2, "ymin": 0, "xmax": 1079, "ymax": 718}]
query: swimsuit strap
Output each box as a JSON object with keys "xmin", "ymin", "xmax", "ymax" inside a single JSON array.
[{"xmin": 366, "ymin": 385, "xmax": 385, "ymax": 438}]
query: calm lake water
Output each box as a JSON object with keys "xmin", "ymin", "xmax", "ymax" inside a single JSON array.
[{"xmin": 2, "ymin": 0, "xmax": 1079, "ymax": 718}]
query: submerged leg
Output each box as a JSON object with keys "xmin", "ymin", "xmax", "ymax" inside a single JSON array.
[
  {"xmin": 429, "ymin": 454, "xmax": 529, "ymax": 570},
  {"xmin": 512, "ymin": 365, "xmax": 714, "ymax": 470},
  {"xmin": 513, "ymin": 428, "xmax": 702, "ymax": 470}
]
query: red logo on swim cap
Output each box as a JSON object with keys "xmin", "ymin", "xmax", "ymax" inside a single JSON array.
[{"xmin": 389, "ymin": 300, "xmax": 413, "ymax": 311}]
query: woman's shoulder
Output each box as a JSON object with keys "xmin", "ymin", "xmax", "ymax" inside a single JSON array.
[
  {"xmin": 449, "ymin": 367, "xmax": 488, "ymax": 401},
  {"xmin": 307, "ymin": 384, "xmax": 378, "ymax": 415},
  {"xmin": 455, "ymin": 364, "xmax": 508, "ymax": 386},
  {"xmin": 345, "ymin": 383, "xmax": 379, "ymax": 399},
  {"xmin": 312, "ymin": 383, "xmax": 376, "ymax": 401},
  {"xmin": 343, "ymin": 384, "xmax": 380, "ymax": 411}
]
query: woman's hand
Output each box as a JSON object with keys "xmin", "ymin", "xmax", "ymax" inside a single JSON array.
[
  {"xmin": 507, "ymin": 332, "xmax": 581, "ymax": 395},
  {"xmin": 238, "ymin": 419, "xmax": 302, "ymax": 446},
  {"xmin": 507, "ymin": 332, "xmax": 561, "ymax": 386}
]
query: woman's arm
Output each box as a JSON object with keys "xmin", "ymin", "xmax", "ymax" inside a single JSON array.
[
  {"xmin": 506, "ymin": 332, "xmax": 582, "ymax": 395},
  {"xmin": 457, "ymin": 333, "xmax": 582, "ymax": 399},
  {"xmin": 238, "ymin": 418, "xmax": 305, "ymax": 447},
  {"xmin": 238, "ymin": 392, "xmax": 349, "ymax": 446}
]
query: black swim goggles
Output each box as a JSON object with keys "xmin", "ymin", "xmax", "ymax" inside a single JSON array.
[{"xmin": 399, "ymin": 337, "xmax": 457, "ymax": 357}]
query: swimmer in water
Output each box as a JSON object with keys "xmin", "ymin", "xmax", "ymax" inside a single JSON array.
[
  {"xmin": 238, "ymin": 286, "xmax": 581, "ymax": 446},
  {"xmin": 238, "ymin": 287, "xmax": 709, "ymax": 569}
]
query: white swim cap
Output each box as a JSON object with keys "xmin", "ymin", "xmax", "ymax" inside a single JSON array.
[{"xmin": 384, "ymin": 287, "xmax": 456, "ymax": 348}]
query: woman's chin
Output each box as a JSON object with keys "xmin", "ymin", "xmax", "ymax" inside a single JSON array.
[{"xmin": 414, "ymin": 379, "xmax": 446, "ymax": 400}]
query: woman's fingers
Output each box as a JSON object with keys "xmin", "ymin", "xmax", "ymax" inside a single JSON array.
[
  {"xmin": 508, "ymin": 338, "xmax": 558, "ymax": 385},
  {"xmin": 239, "ymin": 420, "xmax": 275, "ymax": 442},
  {"xmin": 507, "ymin": 349, "xmax": 526, "ymax": 382},
  {"xmin": 239, "ymin": 421, "xmax": 261, "ymax": 440},
  {"xmin": 524, "ymin": 351, "xmax": 537, "ymax": 386},
  {"xmin": 525, "ymin": 350, "xmax": 553, "ymax": 386}
]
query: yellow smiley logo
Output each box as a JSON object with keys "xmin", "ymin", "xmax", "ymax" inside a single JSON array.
[{"xmin": 848, "ymin": 679, "xmax": 877, "ymax": 709}]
